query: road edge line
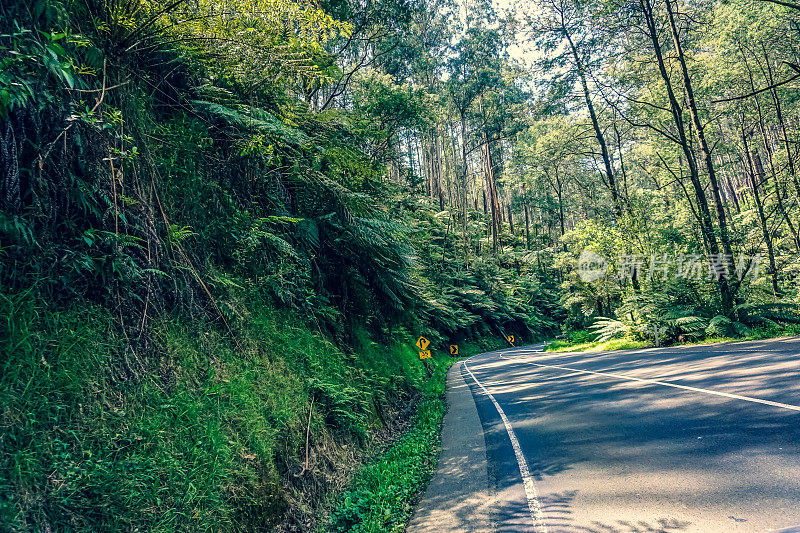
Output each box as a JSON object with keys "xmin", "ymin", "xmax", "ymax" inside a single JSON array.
[{"xmin": 463, "ymin": 358, "xmax": 548, "ymax": 532}]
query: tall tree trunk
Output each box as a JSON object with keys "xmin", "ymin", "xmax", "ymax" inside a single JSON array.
[
  {"xmin": 742, "ymin": 47, "xmax": 800, "ymax": 251},
  {"xmin": 660, "ymin": 0, "xmax": 734, "ymax": 309},
  {"xmin": 764, "ymin": 45, "xmax": 800, "ymax": 200},
  {"xmin": 715, "ymin": 150, "xmax": 741, "ymax": 214},
  {"xmin": 407, "ymin": 131, "xmax": 415, "ymax": 182},
  {"xmin": 484, "ymin": 137, "xmax": 502, "ymax": 253},
  {"xmin": 554, "ymin": 174, "xmax": 566, "ymax": 249},
  {"xmin": 479, "ymin": 98, "xmax": 502, "ymax": 254},
  {"xmin": 441, "ymin": 123, "xmax": 453, "ymax": 208},
  {"xmin": 460, "ymin": 112, "xmax": 469, "ymax": 265},
  {"xmin": 613, "ymin": 117, "xmax": 632, "ymax": 214},
  {"xmin": 434, "ymin": 128, "xmax": 443, "ymax": 205},
  {"xmin": 562, "ymin": 20, "xmax": 620, "ymax": 217},
  {"xmin": 743, "ymin": 129, "xmax": 780, "ymax": 295},
  {"xmin": 523, "ymin": 184, "xmax": 531, "ymax": 250}
]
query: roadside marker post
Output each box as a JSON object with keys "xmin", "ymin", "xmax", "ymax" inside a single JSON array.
[{"xmin": 449, "ymin": 344, "xmax": 459, "ymax": 356}]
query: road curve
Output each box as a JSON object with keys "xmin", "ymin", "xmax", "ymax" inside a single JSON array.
[{"xmin": 408, "ymin": 337, "xmax": 800, "ymax": 533}]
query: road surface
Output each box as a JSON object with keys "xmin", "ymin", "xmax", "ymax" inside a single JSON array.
[{"xmin": 408, "ymin": 337, "xmax": 800, "ymax": 533}]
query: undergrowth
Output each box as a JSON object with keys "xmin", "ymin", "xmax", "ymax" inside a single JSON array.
[
  {"xmin": 326, "ymin": 338, "xmax": 507, "ymax": 533},
  {"xmin": 545, "ymin": 324, "xmax": 800, "ymax": 353},
  {"xmin": 545, "ymin": 337, "xmax": 651, "ymax": 353},
  {"xmin": 0, "ymin": 289, "xmax": 437, "ymax": 531}
]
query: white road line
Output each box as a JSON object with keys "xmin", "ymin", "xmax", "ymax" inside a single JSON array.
[
  {"xmin": 500, "ymin": 355, "xmax": 800, "ymax": 412},
  {"xmin": 462, "ymin": 360, "xmax": 548, "ymax": 533}
]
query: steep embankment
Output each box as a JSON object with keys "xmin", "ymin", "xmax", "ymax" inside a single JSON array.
[{"xmin": 1, "ymin": 291, "xmax": 466, "ymax": 530}]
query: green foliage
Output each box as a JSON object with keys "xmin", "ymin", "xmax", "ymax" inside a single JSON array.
[
  {"xmin": 0, "ymin": 289, "xmax": 444, "ymax": 531},
  {"xmin": 19, "ymin": 0, "xmax": 800, "ymax": 528},
  {"xmin": 591, "ymin": 317, "xmax": 628, "ymax": 342},
  {"xmin": 327, "ymin": 338, "xmax": 504, "ymax": 533},
  {"xmin": 328, "ymin": 393, "xmax": 445, "ymax": 533}
]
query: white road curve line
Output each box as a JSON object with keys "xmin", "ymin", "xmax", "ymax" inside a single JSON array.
[
  {"xmin": 504, "ymin": 356, "xmax": 800, "ymax": 412},
  {"xmin": 462, "ymin": 360, "xmax": 549, "ymax": 533}
]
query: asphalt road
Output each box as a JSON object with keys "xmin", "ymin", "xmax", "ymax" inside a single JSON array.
[{"xmin": 408, "ymin": 337, "xmax": 800, "ymax": 533}]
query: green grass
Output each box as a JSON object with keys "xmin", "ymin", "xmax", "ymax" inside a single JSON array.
[
  {"xmin": 545, "ymin": 337, "xmax": 651, "ymax": 353},
  {"xmin": 545, "ymin": 324, "xmax": 800, "ymax": 354},
  {"xmin": 0, "ymin": 289, "xmax": 448, "ymax": 531},
  {"xmin": 326, "ymin": 338, "xmax": 508, "ymax": 533},
  {"xmin": 327, "ymin": 369, "xmax": 447, "ymax": 533},
  {"xmin": 668, "ymin": 323, "xmax": 800, "ymax": 346}
]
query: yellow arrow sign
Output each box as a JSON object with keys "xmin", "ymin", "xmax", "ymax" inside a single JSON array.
[
  {"xmin": 415, "ymin": 336, "xmax": 430, "ymax": 350},
  {"xmin": 419, "ymin": 350, "xmax": 431, "ymax": 360},
  {"xmin": 507, "ymin": 334, "xmax": 515, "ymax": 344},
  {"xmin": 449, "ymin": 345, "xmax": 459, "ymax": 355}
]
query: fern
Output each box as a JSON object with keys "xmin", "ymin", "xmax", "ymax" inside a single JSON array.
[
  {"xmin": 591, "ymin": 317, "xmax": 628, "ymax": 342},
  {"xmin": 734, "ymin": 302, "xmax": 800, "ymax": 326},
  {"xmin": 167, "ymin": 225, "xmax": 196, "ymax": 245},
  {"xmin": 192, "ymin": 100, "xmax": 309, "ymax": 146}
]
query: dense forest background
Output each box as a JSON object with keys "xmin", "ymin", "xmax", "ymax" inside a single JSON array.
[{"xmin": 2, "ymin": 0, "xmax": 800, "ymax": 529}]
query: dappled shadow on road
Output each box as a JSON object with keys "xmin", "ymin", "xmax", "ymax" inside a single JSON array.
[
  {"xmin": 460, "ymin": 338, "xmax": 800, "ymax": 531},
  {"xmin": 482, "ymin": 489, "xmax": 692, "ymax": 533},
  {"xmin": 536, "ymin": 490, "xmax": 691, "ymax": 532},
  {"xmin": 516, "ymin": 336, "xmax": 800, "ymax": 409}
]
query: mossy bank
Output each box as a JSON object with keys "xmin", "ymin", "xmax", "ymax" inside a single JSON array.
[{"xmin": 2, "ymin": 290, "xmax": 501, "ymax": 531}]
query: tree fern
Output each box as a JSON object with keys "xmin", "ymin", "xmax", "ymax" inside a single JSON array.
[{"xmin": 590, "ymin": 317, "xmax": 628, "ymax": 342}]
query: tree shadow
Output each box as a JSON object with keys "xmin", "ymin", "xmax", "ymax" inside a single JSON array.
[{"xmin": 457, "ymin": 339, "xmax": 800, "ymax": 531}]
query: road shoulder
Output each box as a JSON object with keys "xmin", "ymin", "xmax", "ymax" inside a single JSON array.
[{"xmin": 406, "ymin": 360, "xmax": 496, "ymax": 532}]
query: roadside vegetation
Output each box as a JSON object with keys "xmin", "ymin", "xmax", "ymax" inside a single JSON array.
[
  {"xmin": 546, "ymin": 324, "xmax": 800, "ymax": 353},
  {"xmin": 3, "ymin": 0, "xmax": 800, "ymax": 530},
  {"xmin": 0, "ymin": 0, "xmax": 559, "ymax": 530},
  {"xmin": 328, "ymin": 338, "xmax": 503, "ymax": 533}
]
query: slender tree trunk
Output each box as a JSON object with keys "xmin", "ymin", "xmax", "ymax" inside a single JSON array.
[
  {"xmin": 407, "ymin": 131, "xmax": 415, "ymax": 181},
  {"xmin": 742, "ymin": 47, "xmax": 800, "ymax": 250},
  {"xmin": 755, "ymin": 93, "xmax": 800, "ymax": 252},
  {"xmin": 764, "ymin": 45, "xmax": 800, "ymax": 200},
  {"xmin": 555, "ymin": 175, "xmax": 566, "ymax": 249},
  {"xmin": 479, "ymin": 98, "xmax": 502, "ymax": 254},
  {"xmin": 665, "ymin": 0, "xmax": 736, "ymax": 282},
  {"xmin": 727, "ymin": 174, "xmax": 741, "ymax": 213},
  {"xmin": 660, "ymin": 0, "xmax": 733, "ymax": 312},
  {"xmin": 484, "ymin": 138, "xmax": 502, "ymax": 253},
  {"xmin": 562, "ymin": 20, "xmax": 620, "ymax": 217},
  {"xmin": 460, "ymin": 112, "xmax": 469, "ymax": 265},
  {"xmin": 714, "ymin": 150, "xmax": 741, "ymax": 214},
  {"xmin": 524, "ymin": 199, "xmax": 531, "ymax": 250},
  {"xmin": 613, "ymin": 118, "xmax": 632, "ymax": 215},
  {"xmin": 434, "ymin": 128, "xmax": 443, "ymax": 205},
  {"xmin": 743, "ymin": 128, "xmax": 780, "ymax": 295}
]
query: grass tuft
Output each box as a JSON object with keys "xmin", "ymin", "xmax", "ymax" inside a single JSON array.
[{"xmin": 545, "ymin": 337, "xmax": 650, "ymax": 353}]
